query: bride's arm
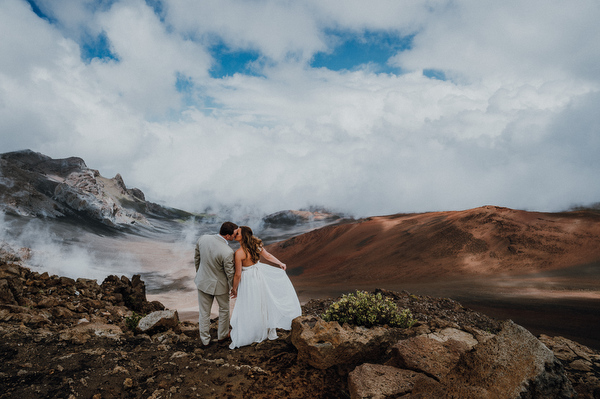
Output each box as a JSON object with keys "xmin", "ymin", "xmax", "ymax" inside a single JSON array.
[
  {"xmin": 260, "ymin": 248, "xmax": 287, "ymax": 271},
  {"xmin": 231, "ymin": 249, "xmax": 244, "ymax": 298}
]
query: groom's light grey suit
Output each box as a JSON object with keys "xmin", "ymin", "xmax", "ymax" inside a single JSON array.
[{"xmin": 194, "ymin": 234, "xmax": 235, "ymax": 345}]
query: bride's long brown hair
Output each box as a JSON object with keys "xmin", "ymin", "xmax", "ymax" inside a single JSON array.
[{"xmin": 240, "ymin": 226, "xmax": 263, "ymax": 264}]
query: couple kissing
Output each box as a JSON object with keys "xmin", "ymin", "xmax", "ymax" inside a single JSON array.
[{"xmin": 194, "ymin": 222, "xmax": 302, "ymax": 349}]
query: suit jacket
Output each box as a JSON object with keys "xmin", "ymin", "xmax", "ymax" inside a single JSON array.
[{"xmin": 194, "ymin": 234, "xmax": 235, "ymax": 295}]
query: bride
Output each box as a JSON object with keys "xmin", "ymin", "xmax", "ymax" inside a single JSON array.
[{"xmin": 229, "ymin": 226, "xmax": 302, "ymax": 349}]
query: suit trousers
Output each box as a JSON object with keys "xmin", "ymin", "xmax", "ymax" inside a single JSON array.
[{"xmin": 197, "ymin": 290, "xmax": 230, "ymax": 345}]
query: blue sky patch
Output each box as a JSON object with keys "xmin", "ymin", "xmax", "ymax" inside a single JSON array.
[
  {"xmin": 84, "ymin": 0, "xmax": 119, "ymax": 13},
  {"xmin": 423, "ymin": 69, "xmax": 447, "ymax": 81},
  {"xmin": 311, "ymin": 30, "xmax": 413, "ymax": 74},
  {"xmin": 209, "ymin": 43, "xmax": 262, "ymax": 79},
  {"xmin": 174, "ymin": 72, "xmax": 198, "ymax": 109},
  {"xmin": 81, "ymin": 31, "xmax": 119, "ymax": 63},
  {"xmin": 25, "ymin": 0, "xmax": 56, "ymax": 24},
  {"xmin": 175, "ymin": 72, "xmax": 193, "ymax": 93},
  {"xmin": 144, "ymin": 0, "xmax": 165, "ymax": 22}
]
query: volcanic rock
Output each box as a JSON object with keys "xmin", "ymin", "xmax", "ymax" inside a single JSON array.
[
  {"xmin": 539, "ymin": 335, "xmax": 600, "ymax": 398},
  {"xmin": 387, "ymin": 334, "xmax": 471, "ymax": 380},
  {"xmin": 0, "ymin": 150, "xmax": 190, "ymax": 227},
  {"xmin": 137, "ymin": 309, "xmax": 179, "ymax": 334},
  {"xmin": 0, "ymin": 279, "xmax": 17, "ymax": 305},
  {"xmin": 100, "ymin": 274, "xmax": 164, "ymax": 314},
  {"xmin": 59, "ymin": 322, "xmax": 124, "ymax": 344},
  {"xmin": 291, "ymin": 315, "xmax": 409, "ymax": 370},
  {"xmin": 408, "ymin": 320, "xmax": 575, "ymax": 398},
  {"xmin": 348, "ymin": 364, "xmax": 421, "ymax": 399},
  {"xmin": 53, "ymin": 169, "xmax": 149, "ymax": 227}
]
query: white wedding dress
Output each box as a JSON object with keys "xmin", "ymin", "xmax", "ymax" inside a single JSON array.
[{"xmin": 229, "ymin": 262, "xmax": 302, "ymax": 349}]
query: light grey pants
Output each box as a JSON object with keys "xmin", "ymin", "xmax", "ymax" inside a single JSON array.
[{"xmin": 197, "ymin": 290, "xmax": 230, "ymax": 345}]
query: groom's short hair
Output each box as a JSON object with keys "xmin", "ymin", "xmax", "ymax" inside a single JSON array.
[{"xmin": 219, "ymin": 222, "xmax": 238, "ymax": 236}]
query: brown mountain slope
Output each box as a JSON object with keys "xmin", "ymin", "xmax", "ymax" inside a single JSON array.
[{"xmin": 266, "ymin": 205, "xmax": 600, "ymax": 290}]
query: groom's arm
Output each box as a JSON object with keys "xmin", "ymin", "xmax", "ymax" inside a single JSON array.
[
  {"xmin": 224, "ymin": 250, "xmax": 235, "ymax": 288},
  {"xmin": 194, "ymin": 242, "xmax": 201, "ymax": 272},
  {"xmin": 230, "ymin": 250, "xmax": 243, "ymax": 298}
]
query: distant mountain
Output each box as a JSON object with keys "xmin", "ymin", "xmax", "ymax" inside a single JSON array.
[
  {"xmin": 0, "ymin": 150, "xmax": 191, "ymax": 228},
  {"xmin": 267, "ymin": 205, "xmax": 600, "ymax": 289},
  {"xmin": 262, "ymin": 209, "xmax": 342, "ymax": 227}
]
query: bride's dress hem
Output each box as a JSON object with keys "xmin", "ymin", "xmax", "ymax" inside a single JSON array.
[{"xmin": 229, "ymin": 262, "xmax": 302, "ymax": 349}]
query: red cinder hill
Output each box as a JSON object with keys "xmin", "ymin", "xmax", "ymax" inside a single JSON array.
[{"xmin": 266, "ymin": 206, "xmax": 600, "ymax": 291}]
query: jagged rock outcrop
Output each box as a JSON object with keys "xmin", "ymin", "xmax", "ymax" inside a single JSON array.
[
  {"xmin": 100, "ymin": 274, "xmax": 163, "ymax": 314},
  {"xmin": 53, "ymin": 169, "xmax": 149, "ymax": 227},
  {"xmin": 0, "ymin": 150, "xmax": 189, "ymax": 227}
]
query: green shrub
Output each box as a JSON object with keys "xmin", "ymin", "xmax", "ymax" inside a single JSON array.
[
  {"xmin": 322, "ymin": 290, "xmax": 416, "ymax": 328},
  {"xmin": 125, "ymin": 312, "xmax": 143, "ymax": 331}
]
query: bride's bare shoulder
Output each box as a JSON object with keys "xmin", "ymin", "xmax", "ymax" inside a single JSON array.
[{"xmin": 235, "ymin": 247, "xmax": 246, "ymax": 258}]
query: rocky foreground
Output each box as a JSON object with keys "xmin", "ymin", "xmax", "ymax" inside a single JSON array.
[{"xmin": 1, "ymin": 245, "xmax": 600, "ymax": 398}]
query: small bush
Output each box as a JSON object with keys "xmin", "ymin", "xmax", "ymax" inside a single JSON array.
[
  {"xmin": 322, "ymin": 290, "xmax": 416, "ymax": 328},
  {"xmin": 125, "ymin": 312, "xmax": 143, "ymax": 331}
]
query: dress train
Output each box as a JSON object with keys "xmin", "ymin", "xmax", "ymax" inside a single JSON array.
[{"xmin": 229, "ymin": 262, "xmax": 302, "ymax": 349}]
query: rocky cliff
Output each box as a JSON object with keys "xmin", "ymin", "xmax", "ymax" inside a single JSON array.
[
  {"xmin": 0, "ymin": 150, "xmax": 190, "ymax": 227},
  {"xmin": 1, "ymin": 243, "xmax": 599, "ymax": 398}
]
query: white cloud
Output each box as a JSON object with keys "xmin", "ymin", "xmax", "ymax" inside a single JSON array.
[
  {"xmin": 1, "ymin": 0, "xmax": 599, "ymax": 218},
  {"xmin": 391, "ymin": 0, "xmax": 600, "ymax": 83},
  {"xmin": 165, "ymin": 0, "xmax": 326, "ymax": 62}
]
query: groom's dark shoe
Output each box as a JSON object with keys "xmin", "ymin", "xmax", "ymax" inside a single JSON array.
[
  {"xmin": 217, "ymin": 329, "xmax": 231, "ymax": 343},
  {"xmin": 216, "ymin": 329, "xmax": 231, "ymax": 346}
]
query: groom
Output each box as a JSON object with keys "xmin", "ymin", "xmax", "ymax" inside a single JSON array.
[{"xmin": 194, "ymin": 221, "xmax": 238, "ymax": 346}]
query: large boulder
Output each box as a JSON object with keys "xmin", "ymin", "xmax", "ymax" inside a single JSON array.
[
  {"xmin": 291, "ymin": 315, "xmax": 409, "ymax": 370},
  {"xmin": 387, "ymin": 332, "xmax": 472, "ymax": 380},
  {"xmin": 408, "ymin": 320, "xmax": 575, "ymax": 398},
  {"xmin": 349, "ymin": 328, "xmax": 479, "ymax": 399},
  {"xmin": 137, "ymin": 310, "xmax": 179, "ymax": 334}
]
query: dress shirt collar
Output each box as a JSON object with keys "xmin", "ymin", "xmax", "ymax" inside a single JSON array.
[{"xmin": 217, "ymin": 234, "xmax": 228, "ymax": 243}]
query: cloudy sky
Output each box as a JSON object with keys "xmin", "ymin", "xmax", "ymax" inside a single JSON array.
[{"xmin": 1, "ymin": 0, "xmax": 599, "ymax": 218}]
